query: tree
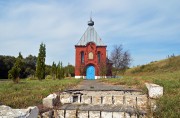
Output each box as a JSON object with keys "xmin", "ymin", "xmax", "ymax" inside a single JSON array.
[
  {"xmin": 45, "ymin": 65, "xmax": 51, "ymax": 76},
  {"xmin": 0, "ymin": 54, "xmax": 38, "ymax": 79},
  {"xmin": 18, "ymin": 52, "xmax": 23, "ymax": 60},
  {"xmin": 60, "ymin": 62, "xmax": 64, "ymax": 79},
  {"xmin": 64, "ymin": 64, "xmax": 75, "ymax": 77},
  {"xmin": 99, "ymin": 60, "xmax": 107, "ymax": 78},
  {"xmin": 56, "ymin": 62, "xmax": 61, "ymax": 79},
  {"xmin": 18, "ymin": 52, "xmax": 26, "ymax": 78},
  {"xmin": 0, "ymin": 55, "xmax": 16, "ymax": 79},
  {"xmin": 78, "ymin": 65, "xmax": 85, "ymax": 78},
  {"xmin": 51, "ymin": 62, "xmax": 56, "ymax": 79},
  {"xmin": 110, "ymin": 45, "xmax": 131, "ymax": 76},
  {"xmin": 24, "ymin": 55, "xmax": 37, "ymax": 77},
  {"xmin": 36, "ymin": 43, "xmax": 46, "ymax": 80},
  {"xmin": 56, "ymin": 61, "xmax": 64, "ymax": 79},
  {"xmin": 8, "ymin": 53, "xmax": 23, "ymax": 83}
]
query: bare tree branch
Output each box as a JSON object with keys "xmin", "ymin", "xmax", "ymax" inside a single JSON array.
[{"xmin": 110, "ymin": 45, "xmax": 131, "ymax": 76}]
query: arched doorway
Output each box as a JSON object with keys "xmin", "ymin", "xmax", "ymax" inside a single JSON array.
[{"xmin": 86, "ymin": 65, "xmax": 95, "ymax": 80}]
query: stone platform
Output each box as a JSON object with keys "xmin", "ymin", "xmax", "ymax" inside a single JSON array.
[{"xmin": 42, "ymin": 80, "xmax": 158, "ymax": 118}]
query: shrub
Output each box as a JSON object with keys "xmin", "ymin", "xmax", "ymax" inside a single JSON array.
[
  {"xmin": 45, "ymin": 75, "xmax": 53, "ymax": 80},
  {"xmin": 8, "ymin": 66, "xmax": 20, "ymax": 83}
]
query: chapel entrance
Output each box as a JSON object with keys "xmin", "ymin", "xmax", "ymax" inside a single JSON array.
[{"xmin": 86, "ymin": 65, "xmax": 95, "ymax": 80}]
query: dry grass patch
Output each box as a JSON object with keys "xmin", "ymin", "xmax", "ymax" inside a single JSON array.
[
  {"xmin": 100, "ymin": 71, "xmax": 180, "ymax": 118},
  {"xmin": 0, "ymin": 79, "xmax": 82, "ymax": 108}
]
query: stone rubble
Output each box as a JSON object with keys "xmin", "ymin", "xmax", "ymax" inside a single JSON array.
[
  {"xmin": 43, "ymin": 93, "xmax": 58, "ymax": 108},
  {"xmin": 0, "ymin": 105, "xmax": 39, "ymax": 118}
]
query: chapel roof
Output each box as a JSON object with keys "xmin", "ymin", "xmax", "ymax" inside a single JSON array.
[{"xmin": 76, "ymin": 18, "xmax": 106, "ymax": 46}]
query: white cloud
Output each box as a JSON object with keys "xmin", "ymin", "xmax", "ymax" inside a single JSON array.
[{"xmin": 0, "ymin": 0, "xmax": 180, "ymax": 66}]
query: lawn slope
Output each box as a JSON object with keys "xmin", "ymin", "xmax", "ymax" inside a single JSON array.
[
  {"xmin": 126, "ymin": 55, "xmax": 180, "ymax": 75},
  {"xmin": 101, "ymin": 55, "xmax": 180, "ymax": 118}
]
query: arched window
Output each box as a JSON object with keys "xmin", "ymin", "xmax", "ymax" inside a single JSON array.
[
  {"xmin": 88, "ymin": 52, "xmax": 93, "ymax": 60},
  {"xmin": 81, "ymin": 51, "xmax": 84, "ymax": 64},
  {"xmin": 98, "ymin": 51, "xmax": 101, "ymax": 63}
]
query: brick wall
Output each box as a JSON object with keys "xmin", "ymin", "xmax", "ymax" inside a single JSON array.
[{"xmin": 75, "ymin": 42, "xmax": 107, "ymax": 77}]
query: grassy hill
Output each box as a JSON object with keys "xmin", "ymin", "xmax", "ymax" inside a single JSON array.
[
  {"xmin": 100, "ymin": 55, "xmax": 180, "ymax": 118},
  {"xmin": 126, "ymin": 55, "xmax": 180, "ymax": 75}
]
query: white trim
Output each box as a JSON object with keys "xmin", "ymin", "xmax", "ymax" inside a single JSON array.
[
  {"xmin": 95, "ymin": 76, "xmax": 108, "ymax": 79},
  {"xmin": 75, "ymin": 76, "xmax": 82, "ymax": 79},
  {"xmin": 95, "ymin": 76, "xmax": 100, "ymax": 79},
  {"xmin": 95, "ymin": 76, "xmax": 110, "ymax": 79},
  {"xmin": 75, "ymin": 76, "xmax": 86, "ymax": 79},
  {"xmin": 75, "ymin": 76, "xmax": 112, "ymax": 79}
]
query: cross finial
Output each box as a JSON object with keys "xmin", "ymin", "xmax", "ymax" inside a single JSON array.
[
  {"xmin": 90, "ymin": 11, "xmax": 92, "ymax": 20},
  {"xmin": 88, "ymin": 11, "xmax": 94, "ymax": 26}
]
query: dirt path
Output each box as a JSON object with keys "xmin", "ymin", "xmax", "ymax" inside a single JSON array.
[{"xmin": 69, "ymin": 80, "xmax": 141, "ymax": 92}]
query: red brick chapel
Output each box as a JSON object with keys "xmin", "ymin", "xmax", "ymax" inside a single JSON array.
[{"xmin": 75, "ymin": 18, "xmax": 112, "ymax": 79}]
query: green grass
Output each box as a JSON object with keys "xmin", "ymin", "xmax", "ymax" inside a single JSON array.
[
  {"xmin": 100, "ymin": 56, "xmax": 180, "ymax": 117},
  {"xmin": 100, "ymin": 71, "xmax": 180, "ymax": 118},
  {"xmin": 126, "ymin": 55, "xmax": 180, "ymax": 75},
  {"xmin": 0, "ymin": 79, "xmax": 82, "ymax": 108}
]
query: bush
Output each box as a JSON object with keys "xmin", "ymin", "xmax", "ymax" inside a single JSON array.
[
  {"xmin": 8, "ymin": 66, "xmax": 21, "ymax": 83},
  {"xmin": 45, "ymin": 75, "xmax": 53, "ymax": 80},
  {"xmin": 26, "ymin": 75, "xmax": 37, "ymax": 80}
]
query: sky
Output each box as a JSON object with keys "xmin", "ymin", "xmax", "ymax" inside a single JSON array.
[{"xmin": 0, "ymin": 0, "xmax": 180, "ymax": 67}]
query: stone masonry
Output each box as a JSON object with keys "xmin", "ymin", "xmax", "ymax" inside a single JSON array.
[
  {"xmin": 51, "ymin": 80, "xmax": 150, "ymax": 118},
  {"xmin": 40, "ymin": 80, "xmax": 163, "ymax": 118}
]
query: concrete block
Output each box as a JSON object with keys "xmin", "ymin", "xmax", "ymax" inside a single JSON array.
[
  {"xmin": 114, "ymin": 95, "xmax": 124, "ymax": 105},
  {"xmin": 145, "ymin": 83, "xmax": 163, "ymax": 98},
  {"xmin": 125, "ymin": 95, "xmax": 136, "ymax": 106},
  {"xmin": 112, "ymin": 112, "xmax": 124, "ymax": 118},
  {"xmin": 54, "ymin": 110, "xmax": 64, "ymax": 118},
  {"xmin": 60, "ymin": 94, "xmax": 72, "ymax": 104},
  {"xmin": 0, "ymin": 105, "xmax": 39, "ymax": 118},
  {"xmin": 81, "ymin": 95, "xmax": 91, "ymax": 104},
  {"xmin": 89, "ymin": 111, "xmax": 100, "ymax": 118},
  {"xmin": 92, "ymin": 96, "xmax": 101, "ymax": 104},
  {"xmin": 26, "ymin": 106, "xmax": 39, "ymax": 118},
  {"xmin": 136, "ymin": 95, "xmax": 148, "ymax": 110},
  {"xmin": 78, "ymin": 110, "xmax": 88, "ymax": 118},
  {"xmin": 43, "ymin": 93, "xmax": 58, "ymax": 108},
  {"xmin": 103, "ymin": 96, "xmax": 112, "ymax": 104},
  {"xmin": 101, "ymin": 111, "xmax": 112, "ymax": 118},
  {"xmin": 65, "ymin": 110, "xmax": 76, "ymax": 118}
]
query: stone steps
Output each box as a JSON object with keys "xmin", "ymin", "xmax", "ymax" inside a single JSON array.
[
  {"xmin": 59, "ymin": 90, "xmax": 148, "ymax": 110},
  {"xmin": 54, "ymin": 104, "xmax": 147, "ymax": 118},
  {"xmin": 52, "ymin": 90, "xmax": 149, "ymax": 118},
  {"xmin": 41, "ymin": 82, "xmax": 164, "ymax": 118}
]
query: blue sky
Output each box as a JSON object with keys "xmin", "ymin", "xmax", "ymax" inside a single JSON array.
[{"xmin": 0, "ymin": 0, "xmax": 180, "ymax": 66}]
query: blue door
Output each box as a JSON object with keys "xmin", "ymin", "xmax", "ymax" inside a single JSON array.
[{"xmin": 86, "ymin": 66, "xmax": 95, "ymax": 80}]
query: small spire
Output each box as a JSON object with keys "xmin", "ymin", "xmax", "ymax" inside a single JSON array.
[{"xmin": 88, "ymin": 12, "xmax": 94, "ymax": 26}]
